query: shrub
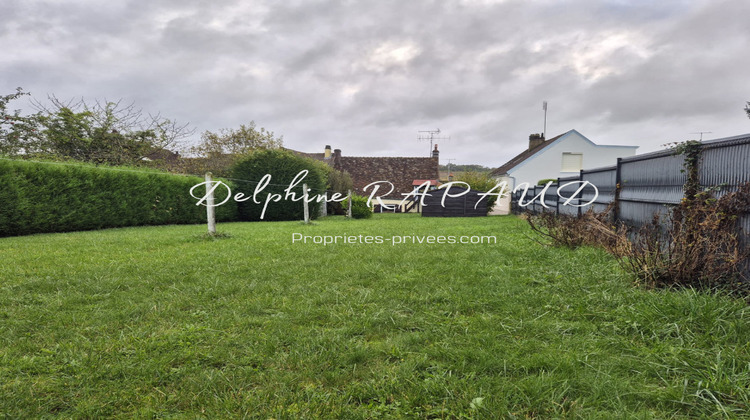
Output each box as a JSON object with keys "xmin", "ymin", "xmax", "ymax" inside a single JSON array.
[
  {"xmin": 605, "ymin": 185, "xmax": 750, "ymax": 292},
  {"xmin": 309, "ymin": 159, "xmax": 353, "ymax": 216},
  {"xmin": 526, "ymin": 205, "xmax": 617, "ymax": 249},
  {"xmin": 455, "ymin": 171, "xmax": 503, "ymax": 214},
  {"xmin": 230, "ymin": 149, "xmax": 326, "ymax": 221},
  {"xmin": 0, "ymin": 158, "xmax": 238, "ymax": 237},
  {"xmin": 526, "ymin": 184, "xmax": 750, "ymax": 295},
  {"xmin": 344, "ymin": 193, "xmax": 373, "ymax": 219}
]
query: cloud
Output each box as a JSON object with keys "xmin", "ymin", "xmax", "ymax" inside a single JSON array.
[{"xmin": 1, "ymin": 0, "xmax": 748, "ymax": 166}]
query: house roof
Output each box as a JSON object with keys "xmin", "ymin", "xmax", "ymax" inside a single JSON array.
[
  {"xmin": 412, "ymin": 179, "xmax": 440, "ymax": 186},
  {"xmin": 283, "ymin": 148, "xmax": 328, "ymax": 162},
  {"xmin": 285, "ymin": 146, "xmax": 439, "ymax": 197},
  {"xmin": 336, "ymin": 156, "xmax": 439, "ymax": 197},
  {"xmin": 489, "ymin": 132, "xmax": 566, "ymax": 177}
]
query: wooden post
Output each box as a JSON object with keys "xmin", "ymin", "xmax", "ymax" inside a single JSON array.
[
  {"xmin": 320, "ymin": 191, "xmax": 328, "ymax": 217},
  {"xmin": 205, "ymin": 172, "xmax": 216, "ymax": 235},
  {"xmin": 303, "ymin": 183, "xmax": 310, "ymax": 224},
  {"xmin": 347, "ymin": 189, "xmax": 352, "ymax": 218}
]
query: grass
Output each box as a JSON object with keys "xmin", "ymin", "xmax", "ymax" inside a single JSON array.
[{"xmin": 1, "ymin": 214, "xmax": 749, "ymax": 418}]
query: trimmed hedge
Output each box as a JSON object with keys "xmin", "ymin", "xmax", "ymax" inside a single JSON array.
[
  {"xmin": 0, "ymin": 159, "xmax": 238, "ymax": 236},
  {"xmin": 230, "ymin": 149, "xmax": 327, "ymax": 221}
]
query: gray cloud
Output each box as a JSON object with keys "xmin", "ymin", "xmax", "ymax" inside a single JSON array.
[{"xmin": 1, "ymin": 0, "xmax": 748, "ymax": 166}]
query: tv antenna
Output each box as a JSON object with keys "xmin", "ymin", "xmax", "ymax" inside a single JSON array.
[
  {"xmin": 690, "ymin": 131, "xmax": 712, "ymax": 141},
  {"xmin": 418, "ymin": 128, "xmax": 450, "ymax": 156},
  {"xmin": 542, "ymin": 101, "xmax": 548, "ymax": 138}
]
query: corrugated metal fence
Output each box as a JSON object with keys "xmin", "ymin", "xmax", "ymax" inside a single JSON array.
[{"xmin": 511, "ymin": 133, "xmax": 750, "ymax": 274}]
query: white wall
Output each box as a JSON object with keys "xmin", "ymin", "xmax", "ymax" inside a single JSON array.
[
  {"xmin": 508, "ymin": 130, "xmax": 636, "ymax": 188},
  {"xmin": 489, "ymin": 175, "xmax": 512, "ymax": 215},
  {"xmin": 490, "ymin": 130, "xmax": 637, "ymax": 215}
]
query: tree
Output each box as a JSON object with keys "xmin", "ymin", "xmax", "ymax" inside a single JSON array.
[
  {"xmin": 745, "ymin": 102, "xmax": 750, "ymax": 119},
  {"xmin": 32, "ymin": 96, "xmax": 193, "ymax": 165},
  {"xmin": 0, "ymin": 88, "xmax": 41, "ymax": 156},
  {"xmin": 182, "ymin": 121, "xmax": 283, "ymax": 176},
  {"xmin": 190, "ymin": 121, "xmax": 282, "ymax": 157},
  {"xmin": 1, "ymin": 89, "xmax": 193, "ymax": 165}
]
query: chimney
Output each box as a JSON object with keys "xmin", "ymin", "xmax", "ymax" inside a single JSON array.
[
  {"xmin": 528, "ymin": 133, "xmax": 545, "ymax": 150},
  {"xmin": 324, "ymin": 145, "xmax": 332, "ymax": 159},
  {"xmin": 432, "ymin": 144, "xmax": 439, "ymax": 160},
  {"xmin": 333, "ymin": 148, "xmax": 342, "ymax": 160}
]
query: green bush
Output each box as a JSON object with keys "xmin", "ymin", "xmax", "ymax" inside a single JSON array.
[
  {"xmin": 344, "ymin": 193, "xmax": 373, "ymax": 219},
  {"xmin": 230, "ymin": 149, "xmax": 326, "ymax": 221},
  {"xmin": 0, "ymin": 158, "xmax": 238, "ymax": 237},
  {"xmin": 455, "ymin": 171, "xmax": 502, "ymax": 214}
]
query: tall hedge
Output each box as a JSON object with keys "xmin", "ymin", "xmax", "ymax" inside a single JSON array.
[
  {"xmin": 230, "ymin": 149, "xmax": 327, "ymax": 221},
  {"xmin": 0, "ymin": 159, "xmax": 238, "ymax": 236}
]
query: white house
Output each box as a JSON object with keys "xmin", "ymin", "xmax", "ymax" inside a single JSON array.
[{"xmin": 490, "ymin": 130, "xmax": 638, "ymax": 214}]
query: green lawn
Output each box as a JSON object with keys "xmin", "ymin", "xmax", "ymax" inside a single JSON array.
[{"xmin": 1, "ymin": 214, "xmax": 748, "ymax": 418}]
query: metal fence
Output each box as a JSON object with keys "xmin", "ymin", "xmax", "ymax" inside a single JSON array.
[{"xmin": 511, "ymin": 133, "xmax": 750, "ymax": 274}]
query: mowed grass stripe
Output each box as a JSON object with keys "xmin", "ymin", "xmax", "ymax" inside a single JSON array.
[{"xmin": 0, "ymin": 214, "xmax": 748, "ymax": 418}]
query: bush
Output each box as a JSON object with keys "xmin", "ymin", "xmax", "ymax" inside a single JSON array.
[
  {"xmin": 605, "ymin": 185, "xmax": 750, "ymax": 292},
  {"xmin": 526, "ymin": 184, "xmax": 750, "ymax": 295},
  {"xmin": 344, "ymin": 193, "xmax": 373, "ymax": 219},
  {"xmin": 230, "ymin": 149, "xmax": 326, "ymax": 221},
  {"xmin": 306, "ymin": 159, "xmax": 353, "ymax": 216},
  {"xmin": 455, "ymin": 171, "xmax": 503, "ymax": 214},
  {"xmin": 0, "ymin": 158, "xmax": 238, "ymax": 237},
  {"xmin": 526, "ymin": 205, "xmax": 617, "ymax": 249}
]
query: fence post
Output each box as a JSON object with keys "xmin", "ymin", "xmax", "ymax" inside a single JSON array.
[
  {"xmin": 577, "ymin": 170, "xmax": 583, "ymax": 218},
  {"xmin": 614, "ymin": 157, "xmax": 622, "ymax": 224},
  {"xmin": 205, "ymin": 172, "xmax": 217, "ymax": 235},
  {"xmin": 556, "ymin": 178, "xmax": 560, "ymax": 216},
  {"xmin": 347, "ymin": 189, "xmax": 353, "ymax": 218},
  {"xmin": 303, "ymin": 183, "xmax": 310, "ymax": 224},
  {"xmin": 320, "ymin": 191, "xmax": 328, "ymax": 218}
]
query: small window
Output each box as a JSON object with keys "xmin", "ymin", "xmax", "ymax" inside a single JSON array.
[{"xmin": 561, "ymin": 152, "xmax": 583, "ymax": 172}]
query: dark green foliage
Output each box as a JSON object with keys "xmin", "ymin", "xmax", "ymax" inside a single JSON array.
[
  {"xmin": 314, "ymin": 162, "xmax": 353, "ymax": 215},
  {"xmin": 0, "ymin": 159, "xmax": 238, "ymax": 237},
  {"xmin": 229, "ymin": 149, "xmax": 326, "ymax": 221},
  {"xmin": 344, "ymin": 193, "xmax": 373, "ymax": 219}
]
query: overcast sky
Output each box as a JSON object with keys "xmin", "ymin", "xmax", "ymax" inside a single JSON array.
[{"xmin": 2, "ymin": 0, "xmax": 749, "ymax": 167}]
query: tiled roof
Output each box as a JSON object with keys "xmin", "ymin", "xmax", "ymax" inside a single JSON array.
[
  {"xmin": 336, "ymin": 156, "xmax": 439, "ymax": 198},
  {"xmin": 412, "ymin": 179, "xmax": 440, "ymax": 186},
  {"xmin": 286, "ymin": 146, "xmax": 440, "ymax": 197},
  {"xmin": 283, "ymin": 148, "xmax": 328, "ymax": 162},
  {"xmin": 489, "ymin": 133, "xmax": 565, "ymax": 177}
]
